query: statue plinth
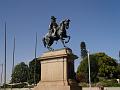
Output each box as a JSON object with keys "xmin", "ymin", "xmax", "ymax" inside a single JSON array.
[{"xmin": 32, "ymin": 48, "xmax": 82, "ymax": 90}]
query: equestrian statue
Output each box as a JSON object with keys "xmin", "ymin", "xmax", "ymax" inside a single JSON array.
[{"xmin": 42, "ymin": 16, "xmax": 70, "ymax": 50}]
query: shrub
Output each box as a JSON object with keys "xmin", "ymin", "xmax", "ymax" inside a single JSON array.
[{"xmin": 96, "ymin": 79, "xmax": 120, "ymax": 87}]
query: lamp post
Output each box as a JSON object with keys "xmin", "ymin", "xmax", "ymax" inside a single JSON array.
[{"xmin": 87, "ymin": 50, "xmax": 91, "ymax": 90}]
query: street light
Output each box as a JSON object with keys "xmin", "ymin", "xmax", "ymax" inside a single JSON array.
[{"xmin": 87, "ymin": 50, "xmax": 91, "ymax": 90}]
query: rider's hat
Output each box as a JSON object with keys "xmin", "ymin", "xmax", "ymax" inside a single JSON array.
[{"xmin": 51, "ymin": 16, "xmax": 56, "ymax": 20}]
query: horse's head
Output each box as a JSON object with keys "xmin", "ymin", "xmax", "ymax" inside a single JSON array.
[{"xmin": 64, "ymin": 19, "xmax": 70, "ymax": 29}]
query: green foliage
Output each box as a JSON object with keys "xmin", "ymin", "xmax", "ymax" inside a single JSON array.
[
  {"xmin": 11, "ymin": 62, "xmax": 29, "ymax": 83},
  {"xmin": 78, "ymin": 79, "xmax": 120, "ymax": 87},
  {"xmin": 3, "ymin": 83, "xmax": 27, "ymax": 88},
  {"xmin": 28, "ymin": 58, "xmax": 41, "ymax": 85},
  {"xmin": 77, "ymin": 55, "xmax": 98, "ymax": 83},
  {"xmin": 96, "ymin": 79, "xmax": 120, "ymax": 87},
  {"xmin": 116, "ymin": 64, "xmax": 120, "ymax": 79},
  {"xmin": 97, "ymin": 53, "xmax": 118, "ymax": 78},
  {"xmin": 77, "ymin": 52, "xmax": 119, "ymax": 83},
  {"xmin": 11, "ymin": 58, "xmax": 41, "ymax": 85}
]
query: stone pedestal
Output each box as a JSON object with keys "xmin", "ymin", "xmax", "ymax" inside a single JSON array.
[{"xmin": 32, "ymin": 48, "xmax": 82, "ymax": 90}]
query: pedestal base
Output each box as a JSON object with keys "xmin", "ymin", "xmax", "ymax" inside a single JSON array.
[
  {"xmin": 32, "ymin": 85, "xmax": 82, "ymax": 90},
  {"xmin": 32, "ymin": 48, "xmax": 82, "ymax": 90}
]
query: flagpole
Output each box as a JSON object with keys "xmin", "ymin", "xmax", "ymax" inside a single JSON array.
[
  {"xmin": 11, "ymin": 36, "xmax": 15, "ymax": 90},
  {"xmin": 87, "ymin": 50, "xmax": 91, "ymax": 90},
  {"xmin": 12, "ymin": 36, "xmax": 15, "ymax": 76},
  {"xmin": 118, "ymin": 51, "xmax": 120, "ymax": 65},
  {"xmin": 34, "ymin": 32, "xmax": 37, "ymax": 85},
  {"xmin": 4, "ymin": 22, "xmax": 7, "ymax": 90},
  {"xmin": 0, "ymin": 64, "xmax": 3, "ymax": 87}
]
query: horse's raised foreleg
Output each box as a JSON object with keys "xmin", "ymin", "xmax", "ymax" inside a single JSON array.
[
  {"xmin": 65, "ymin": 36, "xmax": 70, "ymax": 43},
  {"xmin": 60, "ymin": 36, "xmax": 66, "ymax": 48}
]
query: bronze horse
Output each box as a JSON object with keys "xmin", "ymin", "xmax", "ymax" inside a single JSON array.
[{"xmin": 42, "ymin": 19, "xmax": 70, "ymax": 50}]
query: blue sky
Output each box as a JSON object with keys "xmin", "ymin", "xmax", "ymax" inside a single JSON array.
[{"xmin": 0, "ymin": 0, "xmax": 120, "ymax": 82}]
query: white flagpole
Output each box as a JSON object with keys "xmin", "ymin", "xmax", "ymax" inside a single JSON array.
[
  {"xmin": 34, "ymin": 32, "xmax": 37, "ymax": 85},
  {"xmin": 4, "ymin": 22, "xmax": 7, "ymax": 90},
  {"xmin": 12, "ymin": 36, "xmax": 15, "ymax": 77},
  {"xmin": 0, "ymin": 64, "xmax": 3, "ymax": 87},
  {"xmin": 87, "ymin": 50, "xmax": 91, "ymax": 90},
  {"xmin": 118, "ymin": 51, "xmax": 120, "ymax": 65},
  {"xmin": 11, "ymin": 36, "xmax": 15, "ymax": 90}
]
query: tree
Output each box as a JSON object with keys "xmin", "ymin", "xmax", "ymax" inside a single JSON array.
[
  {"xmin": 77, "ymin": 52, "xmax": 119, "ymax": 83},
  {"xmin": 116, "ymin": 63, "xmax": 120, "ymax": 79},
  {"xmin": 77, "ymin": 54, "xmax": 98, "ymax": 83},
  {"xmin": 11, "ymin": 62, "xmax": 29, "ymax": 83},
  {"xmin": 80, "ymin": 42, "xmax": 87, "ymax": 59},
  {"xmin": 96, "ymin": 53, "xmax": 118, "ymax": 78},
  {"xmin": 28, "ymin": 58, "xmax": 41, "ymax": 85}
]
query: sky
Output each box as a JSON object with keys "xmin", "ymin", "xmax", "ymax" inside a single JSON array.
[{"xmin": 0, "ymin": 0, "xmax": 120, "ymax": 83}]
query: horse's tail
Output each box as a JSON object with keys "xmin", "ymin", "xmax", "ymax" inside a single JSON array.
[{"xmin": 42, "ymin": 37, "xmax": 46, "ymax": 47}]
